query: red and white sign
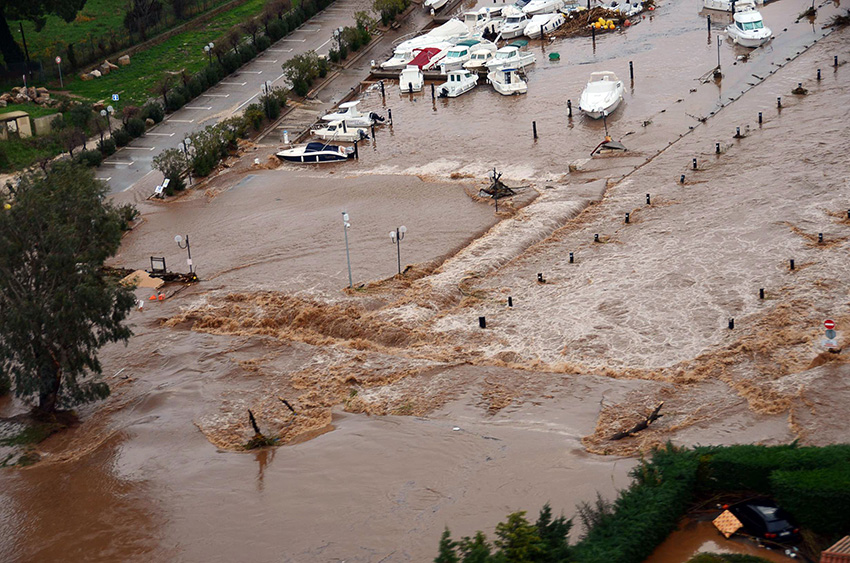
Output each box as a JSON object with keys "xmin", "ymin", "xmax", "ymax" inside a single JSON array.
[
  {"xmin": 55, "ymin": 56, "xmax": 61, "ymax": 65},
  {"xmin": 824, "ymin": 319, "xmax": 836, "ymax": 330}
]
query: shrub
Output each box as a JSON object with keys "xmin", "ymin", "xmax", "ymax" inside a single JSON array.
[
  {"xmin": 338, "ymin": 43, "xmax": 348, "ymax": 60},
  {"xmin": 141, "ymin": 102, "xmax": 165, "ymax": 123},
  {"xmin": 126, "ymin": 117, "xmax": 146, "ymax": 138},
  {"xmin": 241, "ymin": 44, "xmax": 258, "ymax": 64},
  {"xmin": 205, "ymin": 64, "xmax": 223, "ymax": 85},
  {"xmin": 281, "ymin": 50, "xmax": 321, "ymax": 97},
  {"xmin": 79, "ymin": 149, "xmax": 104, "ymax": 167},
  {"xmin": 0, "ymin": 371, "xmax": 9, "ymax": 396},
  {"xmin": 328, "ymin": 48, "xmax": 340, "ymax": 63},
  {"xmin": 167, "ymin": 92, "xmax": 186, "ymax": 112},
  {"xmin": 112, "ymin": 128, "xmax": 131, "ymax": 147},
  {"xmin": 223, "ymin": 52, "xmax": 241, "ymax": 74},
  {"xmin": 97, "ymin": 138, "xmax": 117, "ymax": 156},
  {"xmin": 257, "ymin": 35, "xmax": 271, "ymax": 51},
  {"xmin": 771, "ymin": 465, "xmax": 850, "ymax": 536},
  {"xmin": 152, "ymin": 148, "xmax": 187, "ymax": 194},
  {"xmin": 117, "ymin": 203, "xmax": 139, "ymax": 231},
  {"xmin": 244, "ymin": 103, "xmax": 265, "ymax": 130},
  {"xmin": 260, "ymin": 93, "xmax": 280, "ymax": 120},
  {"xmin": 268, "ymin": 19, "xmax": 285, "ymax": 40},
  {"xmin": 189, "ymin": 76, "xmax": 204, "ymax": 98},
  {"xmin": 317, "ymin": 56, "xmax": 329, "ymax": 78}
]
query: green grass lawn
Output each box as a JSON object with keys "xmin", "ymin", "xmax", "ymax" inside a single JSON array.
[
  {"xmin": 66, "ymin": 0, "xmax": 269, "ymax": 106},
  {"xmin": 1, "ymin": 135, "xmax": 65, "ymax": 172},
  {"xmin": 0, "ymin": 103, "xmax": 63, "ymax": 119}
]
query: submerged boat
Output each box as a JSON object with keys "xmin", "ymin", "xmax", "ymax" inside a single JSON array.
[
  {"xmin": 440, "ymin": 39, "xmax": 496, "ymax": 72},
  {"xmin": 524, "ymin": 12, "xmax": 566, "ymax": 39},
  {"xmin": 399, "ymin": 65, "xmax": 424, "ymax": 92},
  {"xmin": 311, "ymin": 120, "xmax": 369, "ymax": 142},
  {"xmin": 277, "ymin": 142, "xmax": 352, "ymax": 163},
  {"xmin": 463, "ymin": 48, "xmax": 495, "ymax": 70},
  {"xmin": 487, "ymin": 67, "xmax": 528, "ymax": 95},
  {"xmin": 703, "ymin": 0, "xmax": 761, "ymax": 11},
  {"xmin": 579, "ymin": 71, "xmax": 625, "ymax": 119},
  {"xmin": 381, "ymin": 19, "xmax": 470, "ymax": 69},
  {"xmin": 438, "ymin": 69, "xmax": 479, "ymax": 98},
  {"xmin": 321, "ymin": 101, "xmax": 376, "ymax": 127},
  {"xmin": 522, "ymin": 0, "xmax": 565, "ymax": 15},
  {"xmin": 485, "ymin": 40, "xmax": 536, "ymax": 70},
  {"xmin": 725, "ymin": 6, "xmax": 771, "ymax": 47}
]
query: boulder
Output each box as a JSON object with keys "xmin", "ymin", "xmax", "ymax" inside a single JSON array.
[
  {"xmin": 90, "ymin": 70, "xmax": 102, "ymax": 79},
  {"xmin": 36, "ymin": 87, "xmax": 48, "ymax": 96},
  {"xmin": 118, "ymin": 55, "xmax": 130, "ymax": 66},
  {"xmin": 10, "ymin": 86, "xmax": 21, "ymax": 95},
  {"xmin": 99, "ymin": 64, "xmax": 110, "ymax": 75},
  {"xmin": 34, "ymin": 95, "xmax": 49, "ymax": 105},
  {"xmin": 103, "ymin": 59, "xmax": 119, "ymax": 70},
  {"xmin": 80, "ymin": 73, "xmax": 94, "ymax": 81},
  {"xmin": 145, "ymin": 118, "xmax": 154, "ymax": 127},
  {"xmin": 26, "ymin": 87, "xmax": 36, "ymax": 99},
  {"xmin": 14, "ymin": 94, "xmax": 28, "ymax": 103},
  {"xmin": 0, "ymin": 100, "xmax": 6, "ymax": 108},
  {"xmin": 0, "ymin": 93, "xmax": 11, "ymax": 102}
]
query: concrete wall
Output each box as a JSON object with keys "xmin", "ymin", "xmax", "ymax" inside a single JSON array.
[{"xmin": 32, "ymin": 113, "xmax": 62, "ymax": 136}]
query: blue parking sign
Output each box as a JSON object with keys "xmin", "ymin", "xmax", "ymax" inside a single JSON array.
[{"xmin": 112, "ymin": 94, "xmax": 119, "ymax": 101}]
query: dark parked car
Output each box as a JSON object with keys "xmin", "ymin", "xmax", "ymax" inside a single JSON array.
[{"xmin": 729, "ymin": 499, "xmax": 800, "ymax": 542}]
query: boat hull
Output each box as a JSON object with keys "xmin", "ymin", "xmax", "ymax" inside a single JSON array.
[
  {"xmin": 727, "ymin": 27, "xmax": 771, "ymax": 47},
  {"xmin": 277, "ymin": 153, "xmax": 349, "ymax": 163},
  {"xmin": 424, "ymin": 0, "xmax": 448, "ymax": 9},
  {"xmin": 580, "ymin": 98, "xmax": 622, "ymax": 119}
]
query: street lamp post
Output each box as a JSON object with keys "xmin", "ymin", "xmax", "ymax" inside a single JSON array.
[
  {"xmin": 101, "ymin": 106, "xmax": 114, "ymax": 134},
  {"xmin": 204, "ymin": 42, "xmax": 214, "ymax": 66},
  {"xmin": 342, "ymin": 212, "xmax": 352, "ymax": 288},
  {"xmin": 174, "ymin": 234, "xmax": 195, "ymax": 276},
  {"xmin": 389, "ymin": 225, "xmax": 407, "ymax": 276},
  {"xmin": 181, "ymin": 137, "xmax": 193, "ymax": 186}
]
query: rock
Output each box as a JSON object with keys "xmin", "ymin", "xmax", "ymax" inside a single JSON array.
[
  {"xmin": 90, "ymin": 70, "xmax": 102, "ymax": 78},
  {"xmin": 80, "ymin": 73, "xmax": 93, "ymax": 81},
  {"xmin": 118, "ymin": 55, "xmax": 130, "ymax": 66},
  {"xmin": 93, "ymin": 102, "xmax": 105, "ymax": 112},
  {"xmin": 26, "ymin": 87, "xmax": 36, "ymax": 99},
  {"xmin": 14, "ymin": 94, "xmax": 28, "ymax": 103},
  {"xmin": 36, "ymin": 87, "xmax": 48, "ymax": 96},
  {"xmin": 145, "ymin": 118, "xmax": 154, "ymax": 127},
  {"xmin": 0, "ymin": 100, "xmax": 6, "ymax": 108},
  {"xmin": 34, "ymin": 95, "xmax": 49, "ymax": 105},
  {"xmin": 0, "ymin": 93, "xmax": 11, "ymax": 102},
  {"xmin": 103, "ymin": 59, "xmax": 118, "ymax": 70},
  {"xmin": 10, "ymin": 86, "xmax": 21, "ymax": 95},
  {"xmin": 99, "ymin": 64, "xmax": 110, "ymax": 75}
]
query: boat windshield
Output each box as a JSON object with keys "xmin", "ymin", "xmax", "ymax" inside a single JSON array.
[
  {"xmin": 464, "ymin": 14, "xmax": 477, "ymax": 23},
  {"xmin": 447, "ymin": 49, "xmax": 465, "ymax": 57},
  {"xmin": 506, "ymin": 16, "xmax": 524, "ymax": 23},
  {"xmin": 495, "ymin": 50, "xmax": 514, "ymax": 59},
  {"xmin": 473, "ymin": 53, "xmax": 487, "ymax": 60},
  {"xmin": 742, "ymin": 20, "xmax": 764, "ymax": 30}
]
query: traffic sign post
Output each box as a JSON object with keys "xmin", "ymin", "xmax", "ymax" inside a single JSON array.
[
  {"xmin": 112, "ymin": 93, "xmax": 119, "ymax": 102},
  {"xmin": 55, "ymin": 56, "xmax": 63, "ymax": 88},
  {"xmin": 823, "ymin": 320, "xmax": 838, "ymax": 349},
  {"xmin": 824, "ymin": 319, "xmax": 836, "ymax": 330}
]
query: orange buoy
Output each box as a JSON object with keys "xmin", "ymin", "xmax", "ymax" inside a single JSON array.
[
  {"xmin": 149, "ymin": 295, "xmax": 157, "ymax": 300},
  {"xmin": 158, "ymin": 294, "xmax": 165, "ymax": 301},
  {"xmin": 624, "ymin": 19, "xmax": 631, "ymax": 26}
]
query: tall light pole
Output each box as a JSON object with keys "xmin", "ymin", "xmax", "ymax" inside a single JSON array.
[
  {"xmin": 342, "ymin": 211, "xmax": 352, "ymax": 288},
  {"xmin": 180, "ymin": 137, "xmax": 193, "ymax": 186},
  {"xmin": 101, "ymin": 106, "xmax": 114, "ymax": 134},
  {"xmin": 389, "ymin": 225, "xmax": 407, "ymax": 276},
  {"xmin": 204, "ymin": 42, "xmax": 214, "ymax": 66},
  {"xmin": 174, "ymin": 234, "xmax": 195, "ymax": 276}
]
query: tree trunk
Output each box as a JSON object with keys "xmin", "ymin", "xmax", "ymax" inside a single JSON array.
[
  {"xmin": 0, "ymin": 14, "xmax": 25, "ymax": 65},
  {"xmin": 37, "ymin": 366, "xmax": 61, "ymax": 415}
]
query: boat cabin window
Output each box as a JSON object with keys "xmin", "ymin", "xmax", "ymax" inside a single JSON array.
[
  {"xmin": 505, "ymin": 72, "xmax": 511, "ymax": 84},
  {"xmin": 741, "ymin": 20, "xmax": 764, "ymax": 30},
  {"xmin": 496, "ymin": 50, "xmax": 513, "ymax": 59},
  {"xmin": 447, "ymin": 49, "xmax": 465, "ymax": 58},
  {"xmin": 506, "ymin": 16, "xmax": 524, "ymax": 23}
]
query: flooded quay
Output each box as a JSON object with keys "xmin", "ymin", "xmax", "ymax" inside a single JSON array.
[{"xmin": 3, "ymin": 0, "xmax": 850, "ymax": 560}]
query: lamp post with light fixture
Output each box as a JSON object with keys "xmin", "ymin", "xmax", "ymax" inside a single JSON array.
[
  {"xmin": 342, "ymin": 212, "xmax": 352, "ymax": 288},
  {"xmin": 389, "ymin": 226, "xmax": 407, "ymax": 276},
  {"xmin": 174, "ymin": 234, "xmax": 195, "ymax": 277}
]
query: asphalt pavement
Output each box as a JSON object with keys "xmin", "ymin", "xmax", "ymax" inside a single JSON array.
[{"xmin": 100, "ymin": 0, "xmax": 371, "ymax": 195}]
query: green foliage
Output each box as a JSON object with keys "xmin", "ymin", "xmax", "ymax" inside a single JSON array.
[
  {"xmin": 244, "ymin": 103, "xmax": 265, "ymax": 131},
  {"xmin": 240, "ymin": 43, "xmax": 258, "ymax": 64},
  {"xmin": 257, "ymin": 34, "xmax": 272, "ymax": 51},
  {"xmin": 535, "ymin": 504, "xmax": 573, "ymax": 563},
  {"xmin": 0, "ymin": 0, "xmax": 87, "ymax": 63},
  {"xmin": 65, "ymin": 103, "xmax": 93, "ymax": 130},
  {"xmin": 152, "ymin": 147, "xmax": 187, "ymax": 193},
  {"xmin": 260, "ymin": 92, "xmax": 281, "ymax": 120},
  {"xmin": 112, "ymin": 128, "xmax": 131, "ymax": 147},
  {"xmin": 0, "ymin": 162, "xmax": 135, "ymax": 413},
  {"xmin": 458, "ymin": 532, "xmax": 493, "ymax": 563},
  {"xmin": 436, "ymin": 528, "xmax": 460, "ymax": 563},
  {"xmin": 0, "ymin": 369, "xmax": 10, "ymax": 395},
  {"xmin": 166, "ymin": 91, "xmax": 186, "ymax": 112},
  {"xmin": 126, "ymin": 117, "xmax": 146, "ymax": 138},
  {"xmin": 97, "ymin": 138, "xmax": 116, "ymax": 156},
  {"xmin": 141, "ymin": 102, "xmax": 165, "ymax": 124},
  {"xmin": 373, "ymin": 0, "xmax": 409, "ymax": 25},
  {"xmin": 281, "ymin": 50, "xmax": 320, "ymax": 97},
  {"xmin": 223, "ymin": 51, "xmax": 242, "ymax": 73},
  {"xmin": 771, "ymin": 465, "xmax": 850, "ymax": 536},
  {"xmin": 116, "ymin": 203, "xmax": 139, "ymax": 230},
  {"xmin": 78, "ymin": 148, "xmax": 104, "ymax": 167},
  {"xmin": 495, "ymin": 512, "xmax": 546, "ymax": 563},
  {"xmin": 328, "ymin": 48, "xmax": 340, "ymax": 63}
]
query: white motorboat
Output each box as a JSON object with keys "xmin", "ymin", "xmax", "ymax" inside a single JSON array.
[
  {"xmin": 277, "ymin": 142, "xmax": 352, "ymax": 163},
  {"xmin": 462, "ymin": 7, "xmax": 503, "ymax": 35},
  {"xmin": 703, "ymin": 0, "xmax": 761, "ymax": 11},
  {"xmin": 424, "ymin": 0, "xmax": 449, "ymax": 11},
  {"xmin": 500, "ymin": 10, "xmax": 530, "ymax": 39},
  {"xmin": 321, "ymin": 101, "xmax": 375, "ymax": 127},
  {"xmin": 522, "ymin": 0, "xmax": 565, "ymax": 16},
  {"xmin": 578, "ymin": 71, "xmax": 625, "ymax": 119},
  {"xmin": 463, "ymin": 48, "xmax": 495, "ymax": 70},
  {"xmin": 524, "ymin": 12, "xmax": 566, "ymax": 39},
  {"xmin": 602, "ymin": 0, "xmax": 643, "ymax": 16},
  {"xmin": 438, "ymin": 69, "xmax": 479, "ymax": 98},
  {"xmin": 399, "ymin": 65, "xmax": 424, "ymax": 92},
  {"xmin": 439, "ymin": 39, "xmax": 496, "ymax": 72},
  {"xmin": 382, "ymin": 41, "xmax": 452, "ymax": 70},
  {"xmin": 725, "ymin": 7, "xmax": 771, "ymax": 47},
  {"xmin": 487, "ymin": 67, "xmax": 528, "ymax": 95},
  {"xmin": 395, "ymin": 18, "xmax": 469, "ymax": 52},
  {"xmin": 311, "ymin": 120, "xmax": 369, "ymax": 142},
  {"xmin": 485, "ymin": 40, "xmax": 536, "ymax": 71}
]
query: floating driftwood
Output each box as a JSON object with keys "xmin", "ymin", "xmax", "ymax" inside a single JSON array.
[{"xmin": 610, "ymin": 402, "xmax": 664, "ymax": 440}]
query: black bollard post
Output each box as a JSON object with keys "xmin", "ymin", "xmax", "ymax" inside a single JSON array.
[
  {"xmin": 371, "ymin": 123, "xmax": 375, "ymax": 137},
  {"xmin": 777, "ymin": 96, "xmax": 782, "ymax": 108},
  {"xmin": 646, "ymin": 193, "xmax": 651, "ymax": 205},
  {"xmin": 409, "ymin": 82, "xmax": 413, "ymax": 94},
  {"xmin": 847, "ymin": 209, "xmax": 850, "ymax": 220},
  {"xmin": 707, "ymin": 14, "xmax": 711, "ymax": 30},
  {"xmin": 591, "ymin": 24, "xmax": 595, "ymax": 42},
  {"xmin": 716, "ymin": 142, "xmax": 721, "ymax": 154},
  {"xmin": 818, "ymin": 232, "xmax": 823, "ymax": 243},
  {"xmin": 479, "ymin": 316, "xmax": 486, "ymax": 329},
  {"xmin": 835, "ymin": 55, "xmax": 839, "ymax": 67},
  {"xmin": 817, "ymin": 68, "xmax": 821, "ymax": 80},
  {"xmin": 532, "ymin": 120, "xmax": 538, "ymax": 139},
  {"xmin": 431, "ymin": 83, "xmax": 435, "ymax": 100},
  {"xmin": 693, "ymin": 158, "xmax": 698, "ymax": 169},
  {"xmin": 388, "ymin": 108, "xmax": 393, "ymax": 125},
  {"xmin": 594, "ymin": 233, "xmax": 599, "ymax": 242},
  {"xmin": 537, "ymin": 272, "xmax": 545, "ymax": 283},
  {"xmin": 508, "ymin": 296, "xmax": 513, "ymax": 307},
  {"xmin": 342, "ymin": 120, "xmax": 347, "ymax": 133},
  {"xmin": 629, "ymin": 61, "xmax": 634, "ymax": 81},
  {"xmin": 380, "ymin": 80, "xmax": 385, "ymax": 98},
  {"xmin": 567, "ymin": 99, "xmax": 572, "ymax": 117},
  {"xmin": 790, "ymin": 259, "xmax": 795, "ymax": 270},
  {"xmin": 569, "ymin": 252, "xmax": 574, "ymax": 263},
  {"xmin": 736, "ymin": 127, "xmax": 741, "ymax": 137},
  {"xmin": 758, "ymin": 111, "xmax": 763, "ymax": 124},
  {"xmin": 728, "ymin": 318, "xmax": 735, "ymax": 329},
  {"xmin": 625, "ymin": 212, "xmax": 630, "ymax": 224},
  {"xmin": 759, "ymin": 288, "xmax": 765, "ymax": 299},
  {"xmin": 680, "ymin": 174, "xmax": 686, "ymax": 184}
]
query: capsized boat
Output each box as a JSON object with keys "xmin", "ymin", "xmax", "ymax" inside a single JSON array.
[
  {"xmin": 399, "ymin": 65, "xmax": 424, "ymax": 92},
  {"xmin": 522, "ymin": 0, "xmax": 565, "ymax": 15},
  {"xmin": 725, "ymin": 6, "xmax": 771, "ymax": 47},
  {"xmin": 487, "ymin": 67, "xmax": 528, "ymax": 95},
  {"xmin": 311, "ymin": 120, "xmax": 369, "ymax": 142},
  {"xmin": 321, "ymin": 101, "xmax": 376, "ymax": 127},
  {"xmin": 578, "ymin": 71, "xmax": 625, "ymax": 119},
  {"xmin": 463, "ymin": 48, "xmax": 495, "ymax": 70},
  {"xmin": 524, "ymin": 12, "xmax": 566, "ymax": 39},
  {"xmin": 438, "ymin": 69, "xmax": 479, "ymax": 98},
  {"xmin": 602, "ymin": 0, "xmax": 643, "ymax": 16},
  {"xmin": 485, "ymin": 40, "xmax": 536, "ymax": 70},
  {"xmin": 703, "ymin": 0, "xmax": 761, "ymax": 11},
  {"xmin": 277, "ymin": 142, "xmax": 353, "ymax": 163}
]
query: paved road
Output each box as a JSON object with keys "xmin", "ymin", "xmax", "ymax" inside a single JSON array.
[{"xmin": 100, "ymin": 0, "xmax": 372, "ymax": 195}]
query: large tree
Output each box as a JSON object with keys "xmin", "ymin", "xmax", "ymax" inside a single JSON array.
[
  {"xmin": 0, "ymin": 162, "xmax": 135, "ymax": 415},
  {"xmin": 0, "ymin": 0, "xmax": 87, "ymax": 65}
]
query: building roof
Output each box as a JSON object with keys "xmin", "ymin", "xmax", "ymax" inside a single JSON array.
[{"xmin": 822, "ymin": 536, "xmax": 850, "ymax": 563}]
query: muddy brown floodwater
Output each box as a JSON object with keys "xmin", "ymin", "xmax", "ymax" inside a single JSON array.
[{"xmin": 2, "ymin": 0, "xmax": 850, "ymax": 560}]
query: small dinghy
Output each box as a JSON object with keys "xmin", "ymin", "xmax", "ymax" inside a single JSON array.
[
  {"xmin": 579, "ymin": 71, "xmax": 625, "ymax": 119},
  {"xmin": 487, "ymin": 67, "xmax": 528, "ymax": 96},
  {"xmin": 277, "ymin": 142, "xmax": 353, "ymax": 163}
]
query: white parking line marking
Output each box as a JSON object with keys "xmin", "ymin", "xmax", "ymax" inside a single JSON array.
[
  {"xmin": 241, "ymin": 71, "xmax": 263, "ymax": 74},
  {"xmin": 201, "ymin": 93, "xmax": 230, "ymax": 97},
  {"xmin": 167, "ymin": 119, "xmax": 195, "ymax": 123},
  {"xmin": 255, "ymin": 59, "xmax": 279, "ymax": 63},
  {"xmin": 280, "ymin": 39, "xmax": 307, "ymax": 42},
  {"xmin": 185, "ymin": 106, "xmax": 212, "ymax": 110},
  {"xmin": 96, "ymin": 177, "xmax": 112, "ymax": 181},
  {"xmin": 267, "ymin": 49, "xmax": 291, "ymax": 52},
  {"xmin": 124, "ymin": 146, "xmax": 156, "ymax": 151},
  {"xmin": 221, "ymin": 82, "xmax": 247, "ymax": 86},
  {"xmin": 147, "ymin": 132, "xmax": 176, "ymax": 136},
  {"xmin": 103, "ymin": 161, "xmax": 134, "ymax": 165},
  {"xmin": 317, "ymin": 38, "xmax": 332, "ymax": 51}
]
